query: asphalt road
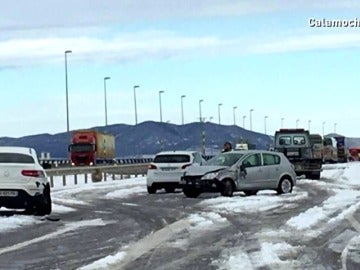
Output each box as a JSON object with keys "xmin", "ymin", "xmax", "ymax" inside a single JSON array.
[{"xmin": 0, "ymin": 177, "xmax": 359, "ymax": 270}]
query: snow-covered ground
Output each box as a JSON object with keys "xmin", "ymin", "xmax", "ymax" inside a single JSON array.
[{"xmin": 1, "ymin": 162, "xmax": 360, "ymax": 269}]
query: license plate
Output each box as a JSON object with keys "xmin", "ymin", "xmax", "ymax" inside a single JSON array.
[
  {"xmin": 161, "ymin": 167, "xmax": 176, "ymax": 171},
  {"xmin": 0, "ymin": 191, "xmax": 18, "ymax": 197}
]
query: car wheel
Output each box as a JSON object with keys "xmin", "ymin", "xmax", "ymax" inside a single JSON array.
[
  {"xmin": 221, "ymin": 179, "xmax": 234, "ymax": 197},
  {"xmin": 165, "ymin": 187, "xmax": 175, "ymax": 193},
  {"xmin": 244, "ymin": 190, "xmax": 258, "ymax": 196},
  {"xmin": 36, "ymin": 185, "xmax": 52, "ymax": 216},
  {"xmin": 183, "ymin": 187, "xmax": 201, "ymax": 198},
  {"xmin": 147, "ymin": 186, "xmax": 157, "ymax": 194},
  {"xmin": 277, "ymin": 178, "xmax": 293, "ymax": 195}
]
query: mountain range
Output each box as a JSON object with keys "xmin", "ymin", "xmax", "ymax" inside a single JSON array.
[{"xmin": 0, "ymin": 121, "xmax": 359, "ymax": 158}]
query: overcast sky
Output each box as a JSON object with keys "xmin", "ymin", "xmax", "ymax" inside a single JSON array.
[{"xmin": 1, "ymin": 0, "xmax": 360, "ymax": 138}]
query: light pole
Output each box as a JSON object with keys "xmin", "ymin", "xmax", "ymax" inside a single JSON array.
[
  {"xmin": 249, "ymin": 109, "xmax": 254, "ymax": 131},
  {"xmin": 281, "ymin": 117, "xmax": 284, "ymax": 128},
  {"xmin": 103, "ymin": 77, "xmax": 111, "ymax": 126},
  {"xmin": 218, "ymin": 103, "xmax": 222, "ymax": 125},
  {"xmin": 264, "ymin": 116, "xmax": 268, "ymax": 134},
  {"xmin": 243, "ymin": 115, "xmax": 246, "ymax": 129},
  {"xmin": 199, "ymin": 99, "xmax": 204, "ymax": 122},
  {"xmin": 334, "ymin": 123, "xmax": 337, "ymax": 133},
  {"xmin": 133, "ymin": 85, "xmax": 139, "ymax": 125},
  {"xmin": 159, "ymin": 90, "xmax": 164, "ymax": 122},
  {"xmin": 64, "ymin": 50, "xmax": 72, "ymax": 132},
  {"xmin": 181, "ymin": 95, "xmax": 186, "ymax": 125},
  {"xmin": 233, "ymin": 106, "xmax": 237, "ymax": 125},
  {"xmin": 296, "ymin": 119, "xmax": 300, "ymax": 128},
  {"xmin": 308, "ymin": 120, "xmax": 311, "ymax": 131},
  {"xmin": 322, "ymin": 121, "xmax": 326, "ymax": 137}
]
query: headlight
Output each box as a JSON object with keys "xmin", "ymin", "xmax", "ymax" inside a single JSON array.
[{"xmin": 201, "ymin": 172, "xmax": 218, "ymax": 180}]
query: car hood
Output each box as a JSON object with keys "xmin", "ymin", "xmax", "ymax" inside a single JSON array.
[{"xmin": 185, "ymin": 165, "xmax": 228, "ymax": 176}]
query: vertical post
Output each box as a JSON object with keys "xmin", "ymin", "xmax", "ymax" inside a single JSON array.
[
  {"xmin": 308, "ymin": 120, "xmax": 311, "ymax": 131},
  {"xmin": 201, "ymin": 130, "xmax": 206, "ymax": 155},
  {"xmin": 64, "ymin": 50, "xmax": 72, "ymax": 133},
  {"xmin": 199, "ymin": 99, "xmax": 204, "ymax": 122},
  {"xmin": 249, "ymin": 109, "xmax": 254, "ymax": 131},
  {"xmin": 322, "ymin": 121, "xmax": 326, "ymax": 137},
  {"xmin": 233, "ymin": 106, "xmax": 237, "ymax": 125},
  {"xmin": 242, "ymin": 115, "xmax": 246, "ymax": 129},
  {"xmin": 334, "ymin": 123, "xmax": 337, "ymax": 133},
  {"xmin": 181, "ymin": 95, "xmax": 186, "ymax": 125},
  {"xmin": 281, "ymin": 117, "xmax": 284, "ymax": 128},
  {"xmin": 104, "ymin": 77, "xmax": 111, "ymax": 126},
  {"xmin": 133, "ymin": 85, "xmax": 139, "ymax": 124},
  {"xmin": 264, "ymin": 116, "xmax": 268, "ymax": 135},
  {"xmin": 296, "ymin": 119, "xmax": 300, "ymax": 128},
  {"xmin": 159, "ymin": 90, "xmax": 164, "ymax": 122},
  {"xmin": 218, "ymin": 103, "xmax": 222, "ymax": 125}
]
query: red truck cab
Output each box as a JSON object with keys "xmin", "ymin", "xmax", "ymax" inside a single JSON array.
[{"xmin": 69, "ymin": 131, "xmax": 97, "ymax": 166}]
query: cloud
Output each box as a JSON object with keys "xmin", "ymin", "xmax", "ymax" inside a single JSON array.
[
  {"xmin": 252, "ymin": 33, "xmax": 360, "ymax": 54},
  {"xmin": 1, "ymin": 0, "xmax": 360, "ymax": 31}
]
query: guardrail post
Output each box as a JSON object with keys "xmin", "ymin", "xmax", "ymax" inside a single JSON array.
[
  {"xmin": 85, "ymin": 173, "xmax": 88, "ymax": 184},
  {"xmin": 104, "ymin": 172, "xmax": 107, "ymax": 181},
  {"xmin": 112, "ymin": 174, "xmax": 115, "ymax": 180},
  {"xmin": 50, "ymin": 176, "xmax": 54, "ymax": 188},
  {"xmin": 74, "ymin": 174, "xmax": 78, "ymax": 185},
  {"xmin": 62, "ymin": 175, "xmax": 66, "ymax": 186}
]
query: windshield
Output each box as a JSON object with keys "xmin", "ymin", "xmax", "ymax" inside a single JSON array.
[
  {"xmin": 205, "ymin": 152, "xmax": 244, "ymax": 166},
  {"xmin": 69, "ymin": 144, "xmax": 95, "ymax": 153}
]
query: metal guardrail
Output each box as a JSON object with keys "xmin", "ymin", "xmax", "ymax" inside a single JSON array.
[
  {"xmin": 40, "ymin": 158, "xmax": 155, "ymax": 167},
  {"xmin": 46, "ymin": 163, "xmax": 149, "ymax": 187}
]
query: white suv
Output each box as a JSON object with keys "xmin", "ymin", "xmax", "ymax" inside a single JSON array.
[
  {"xmin": 0, "ymin": 147, "xmax": 52, "ymax": 215},
  {"xmin": 147, "ymin": 150, "xmax": 205, "ymax": 194}
]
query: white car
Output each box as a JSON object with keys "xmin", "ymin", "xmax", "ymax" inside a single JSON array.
[
  {"xmin": 0, "ymin": 146, "xmax": 52, "ymax": 215},
  {"xmin": 146, "ymin": 150, "xmax": 205, "ymax": 194}
]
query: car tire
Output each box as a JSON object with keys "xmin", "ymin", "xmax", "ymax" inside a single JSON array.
[
  {"xmin": 221, "ymin": 179, "xmax": 234, "ymax": 197},
  {"xmin": 277, "ymin": 177, "xmax": 293, "ymax": 195},
  {"xmin": 244, "ymin": 190, "xmax": 258, "ymax": 196},
  {"xmin": 147, "ymin": 186, "xmax": 157, "ymax": 194},
  {"xmin": 36, "ymin": 185, "xmax": 52, "ymax": 216},
  {"xmin": 165, "ymin": 187, "xmax": 175, "ymax": 193},
  {"xmin": 183, "ymin": 187, "xmax": 201, "ymax": 198}
]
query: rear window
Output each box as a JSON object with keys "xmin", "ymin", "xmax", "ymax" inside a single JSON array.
[
  {"xmin": 153, "ymin": 154, "xmax": 190, "ymax": 163},
  {"xmin": 0, "ymin": 153, "xmax": 35, "ymax": 163}
]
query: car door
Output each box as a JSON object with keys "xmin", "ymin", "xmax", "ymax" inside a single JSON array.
[
  {"xmin": 261, "ymin": 153, "xmax": 282, "ymax": 189},
  {"xmin": 236, "ymin": 153, "xmax": 264, "ymax": 189}
]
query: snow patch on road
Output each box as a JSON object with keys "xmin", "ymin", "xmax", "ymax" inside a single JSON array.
[
  {"xmin": 78, "ymin": 252, "xmax": 127, "ymax": 270},
  {"xmin": 0, "ymin": 215, "xmax": 42, "ymax": 233},
  {"xmin": 105, "ymin": 186, "xmax": 146, "ymax": 199},
  {"xmin": 199, "ymin": 189, "xmax": 308, "ymax": 214}
]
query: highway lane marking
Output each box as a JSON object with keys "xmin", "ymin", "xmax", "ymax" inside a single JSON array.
[{"xmin": 0, "ymin": 219, "xmax": 106, "ymax": 256}]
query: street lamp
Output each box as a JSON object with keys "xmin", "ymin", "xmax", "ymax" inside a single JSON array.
[
  {"xmin": 159, "ymin": 90, "xmax": 164, "ymax": 122},
  {"xmin": 103, "ymin": 77, "xmax": 111, "ymax": 126},
  {"xmin": 133, "ymin": 85, "xmax": 139, "ymax": 125},
  {"xmin": 199, "ymin": 99, "xmax": 204, "ymax": 122},
  {"xmin": 181, "ymin": 95, "xmax": 186, "ymax": 125},
  {"xmin": 264, "ymin": 116, "xmax": 268, "ymax": 135},
  {"xmin": 334, "ymin": 123, "xmax": 337, "ymax": 133},
  {"xmin": 242, "ymin": 115, "xmax": 246, "ymax": 129},
  {"xmin": 322, "ymin": 121, "xmax": 326, "ymax": 137},
  {"xmin": 218, "ymin": 103, "xmax": 222, "ymax": 125},
  {"xmin": 281, "ymin": 117, "xmax": 284, "ymax": 128},
  {"xmin": 64, "ymin": 50, "xmax": 72, "ymax": 132},
  {"xmin": 308, "ymin": 120, "xmax": 311, "ymax": 131},
  {"xmin": 233, "ymin": 106, "xmax": 237, "ymax": 125},
  {"xmin": 296, "ymin": 119, "xmax": 300, "ymax": 128},
  {"xmin": 249, "ymin": 109, "xmax": 254, "ymax": 131}
]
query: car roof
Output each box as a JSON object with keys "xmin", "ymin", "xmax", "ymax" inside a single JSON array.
[
  {"xmin": 155, "ymin": 150, "xmax": 198, "ymax": 156},
  {"xmin": 231, "ymin": 149, "xmax": 281, "ymax": 155},
  {"xmin": 0, "ymin": 146, "xmax": 36, "ymax": 156}
]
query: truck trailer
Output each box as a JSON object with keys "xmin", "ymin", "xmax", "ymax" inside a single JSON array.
[{"xmin": 68, "ymin": 130, "xmax": 116, "ymax": 166}]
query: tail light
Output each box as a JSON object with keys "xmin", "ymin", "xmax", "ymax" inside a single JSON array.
[
  {"xmin": 22, "ymin": 170, "xmax": 45, "ymax": 177},
  {"xmin": 148, "ymin": 164, "xmax": 157, "ymax": 170},
  {"xmin": 181, "ymin": 163, "xmax": 192, "ymax": 169}
]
